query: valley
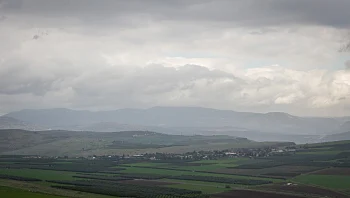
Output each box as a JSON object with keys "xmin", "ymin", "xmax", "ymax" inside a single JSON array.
[
  {"xmin": 2, "ymin": 107, "xmax": 350, "ymax": 143},
  {"xmin": 0, "ymin": 140, "xmax": 350, "ymax": 198}
]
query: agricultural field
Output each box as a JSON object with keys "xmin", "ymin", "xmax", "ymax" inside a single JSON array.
[
  {"xmin": 0, "ymin": 168, "xmax": 76, "ymax": 180},
  {"xmin": 259, "ymin": 183, "xmax": 349, "ymax": 198},
  {"xmin": 0, "ymin": 186, "xmax": 64, "ymax": 198},
  {"xmin": 312, "ymin": 167, "xmax": 350, "ymax": 175},
  {"xmin": 0, "ymin": 140, "xmax": 350, "ymax": 197},
  {"xmin": 212, "ymin": 190, "xmax": 307, "ymax": 198},
  {"xmin": 293, "ymin": 175, "xmax": 350, "ymax": 190}
]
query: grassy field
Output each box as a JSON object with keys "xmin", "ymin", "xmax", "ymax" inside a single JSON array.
[
  {"xmin": 0, "ymin": 186, "xmax": 64, "ymax": 198},
  {"xmin": 0, "ymin": 168, "xmax": 76, "ymax": 180},
  {"xmin": 122, "ymin": 162, "xmax": 170, "ymax": 167},
  {"xmin": 296, "ymin": 150, "xmax": 343, "ymax": 155},
  {"xmin": 120, "ymin": 167, "xmax": 283, "ymax": 182},
  {"xmin": 0, "ymin": 179, "xmax": 115, "ymax": 198},
  {"xmin": 293, "ymin": 175, "xmax": 350, "ymax": 190},
  {"xmin": 119, "ymin": 166, "xmax": 281, "ymax": 182},
  {"xmin": 167, "ymin": 183, "xmax": 230, "ymax": 194},
  {"xmin": 163, "ymin": 178, "xmax": 246, "ymax": 188},
  {"xmin": 123, "ymin": 159, "xmax": 248, "ymax": 172},
  {"xmin": 191, "ymin": 158, "xmax": 251, "ymax": 165}
]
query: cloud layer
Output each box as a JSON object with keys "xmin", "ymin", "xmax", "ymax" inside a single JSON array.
[{"xmin": 0, "ymin": 0, "xmax": 350, "ymax": 116}]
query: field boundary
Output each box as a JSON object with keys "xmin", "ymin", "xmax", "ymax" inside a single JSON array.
[{"xmin": 118, "ymin": 164, "xmax": 286, "ymax": 180}]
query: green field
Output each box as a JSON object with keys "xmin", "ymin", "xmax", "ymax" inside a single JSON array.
[
  {"xmin": 294, "ymin": 175, "xmax": 350, "ymax": 189},
  {"xmin": 192, "ymin": 158, "xmax": 251, "ymax": 165},
  {"xmin": 0, "ymin": 169, "xmax": 76, "ymax": 180},
  {"xmin": 122, "ymin": 158, "xmax": 262, "ymax": 173},
  {"xmin": 163, "ymin": 178, "xmax": 246, "ymax": 188},
  {"xmin": 0, "ymin": 186, "xmax": 64, "ymax": 198},
  {"xmin": 296, "ymin": 150, "xmax": 343, "ymax": 155},
  {"xmin": 167, "ymin": 183, "xmax": 230, "ymax": 194},
  {"xmin": 119, "ymin": 166, "xmax": 279, "ymax": 181},
  {"xmin": 123, "ymin": 162, "xmax": 170, "ymax": 167}
]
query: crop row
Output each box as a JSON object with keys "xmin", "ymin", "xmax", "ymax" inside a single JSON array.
[
  {"xmin": 50, "ymin": 180, "xmax": 205, "ymax": 198},
  {"xmin": 169, "ymin": 175, "xmax": 272, "ymax": 185}
]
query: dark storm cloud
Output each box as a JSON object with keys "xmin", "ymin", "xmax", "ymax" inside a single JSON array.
[{"xmin": 1, "ymin": 0, "xmax": 350, "ymax": 28}]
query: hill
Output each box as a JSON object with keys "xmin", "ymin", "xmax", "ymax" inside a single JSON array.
[
  {"xmin": 322, "ymin": 131, "xmax": 350, "ymax": 142},
  {"xmin": 334, "ymin": 121, "xmax": 350, "ymax": 133},
  {"xmin": 0, "ymin": 116, "xmax": 46, "ymax": 131},
  {"xmin": 5, "ymin": 107, "xmax": 349, "ymax": 138},
  {"xmin": 0, "ymin": 129, "xmax": 292, "ymax": 157}
]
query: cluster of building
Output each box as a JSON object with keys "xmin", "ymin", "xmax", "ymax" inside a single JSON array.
[{"xmin": 87, "ymin": 145, "xmax": 299, "ymax": 161}]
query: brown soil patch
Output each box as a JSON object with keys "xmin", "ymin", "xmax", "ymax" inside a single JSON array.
[
  {"xmin": 313, "ymin": 167, "xmax": 350, "ymax": 176},
  {"xmin": 119, "ymin": 179, "xmax": 177, "ymax": 186},
  {"xmin": 263, "ymin": 183, "xmax": 348, "ymax": 198},
  {"xmin": 212, "ymin": 190, "xmax": 304, "ymax": 198}
]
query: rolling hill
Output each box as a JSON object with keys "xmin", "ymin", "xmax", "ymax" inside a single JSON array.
[
  {"xmin": 321, "ymin": 131, "xmax": 350, "ymax": 142},
  {"xmin": 0, "ymin": 116, "xmax": 46, "ymax": 131},
  {"xmin": 0, "ymin": 129, "xmax": 292, "ymax": 157},
  {"xmin": 6, "ymin": 107, "xmax": 349, "ymax": 136}
]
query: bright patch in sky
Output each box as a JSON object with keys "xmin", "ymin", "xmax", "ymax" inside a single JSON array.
[{"xmin": 0, "ymin": 0, "xmax": 349, "ymax": 116}]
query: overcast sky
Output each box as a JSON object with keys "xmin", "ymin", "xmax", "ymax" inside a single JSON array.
[{"xmin": 0, "ymin": 0, "xmax": 350, "ymax": 116}]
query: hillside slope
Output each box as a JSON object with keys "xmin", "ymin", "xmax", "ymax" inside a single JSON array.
[
  {"xmin": 322, "ymin": 131, "xmax": 350, "ymax": 142},
  {"xmin": 6, "ymin": 107, "xmax": 349, "ymax": 135},
  {"xmin": 0, "ymin": 129, "xmax": 292, "ymax": 157},
  {"xmin": 0, "ymin": 116, "xmax": 46, "ymax": 131}
]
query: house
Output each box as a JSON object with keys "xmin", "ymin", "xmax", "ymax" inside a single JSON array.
[{"xmin": 225, "ymin": 152, "xmax": 238, "ymax": 157}]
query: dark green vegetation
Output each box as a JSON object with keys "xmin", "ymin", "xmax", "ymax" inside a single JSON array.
[
  {"xmin": 1, "ymin": 140, "xmax": 350, "ymax": 197},
  {"xmin": 0, "ymin": 174, "xmax": 42, "ymax": 181},
  {"xmin": 53, "ymin": 182, "xmax": 207, "ymax": 198},
  {"xmin": 168, "ymin": 175, "xmax": 272, "ymax": 185},
  {"xmin": 0, "ymin": 186, "xmax": 64, "ymax": 198}
]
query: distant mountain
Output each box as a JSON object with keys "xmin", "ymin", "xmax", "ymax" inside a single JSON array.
[
  {"xmin": 321, "ymin": 131, "xmax": 350, "ymax": 142},
  {"xmin": 75, "ymin": 122, "xmax": 149, "ymax": 132},
  {"xmin": 334, "ymin": 121, "xmax": 350, "ymax": 133},
  {"xmin": 69, "ymin": 122, "xmax": 171, "ymax": 133},
  {"xmin": 319, "ymin": 121, "xmax": 350, "ymax": 142},
  {"xmin": 0, "ymin": 116, "xmax": 46, "ymax": 131},
  {"xmin": 6, "ymin": 107, "xmax": 349, "ymax": 138}
]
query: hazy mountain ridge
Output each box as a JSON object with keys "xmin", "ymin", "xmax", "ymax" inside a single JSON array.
[
  {"xmin": 321, "ymin": 131, "xmax": 350, "ymax": 142},
  {"xmin": 6, "ymin": 107, "xmax": 350, "ymax": 136},
  {"xmin": 0, "ymin": 116, "xmax": 47, "ymax": 131},
  {"xmin": 334, "ymin": 121, "xmax": 350, "ymax": 134}
]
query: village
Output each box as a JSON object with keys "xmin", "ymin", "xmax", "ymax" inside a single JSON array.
[{"xmin": 85, "ymin": 144, "xmax": 299, "ymax": 161}]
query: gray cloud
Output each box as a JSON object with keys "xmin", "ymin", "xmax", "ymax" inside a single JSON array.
[
  {"xmin": 1, "ymin": 0, "xmax": 350, "ymax": 28},
  {"xmin": 1, "ymin": 59, "xmax": 349, "ymax": 116},
  {"xmin": 0, "ymin": 0, "xmax": 350, "ymax": 116},
  {"xmin": 346, "ymin": 60, "xmax": 350, "ymax": 70}
]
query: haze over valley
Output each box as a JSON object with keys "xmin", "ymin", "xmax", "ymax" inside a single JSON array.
[
  {"xmin": 2, "ymin": 1, "xmax": 350, "ymax": 198},
  {"xmin": 1, "ymin": 106, "xmax": 350, "ymax": 144}
]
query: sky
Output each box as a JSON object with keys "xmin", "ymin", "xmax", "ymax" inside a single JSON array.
[{"xmin": 0, "ymin": 0, "xmax": 350, "ymax": 117}]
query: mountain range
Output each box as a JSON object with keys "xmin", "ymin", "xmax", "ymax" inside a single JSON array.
[
  {"xmin": 0, "ymin": 116, "xmax": 46, "ymax": 131},
  {"xmin": 2, "ymin": 106, "xmax": 350, "ymax": 143}
]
